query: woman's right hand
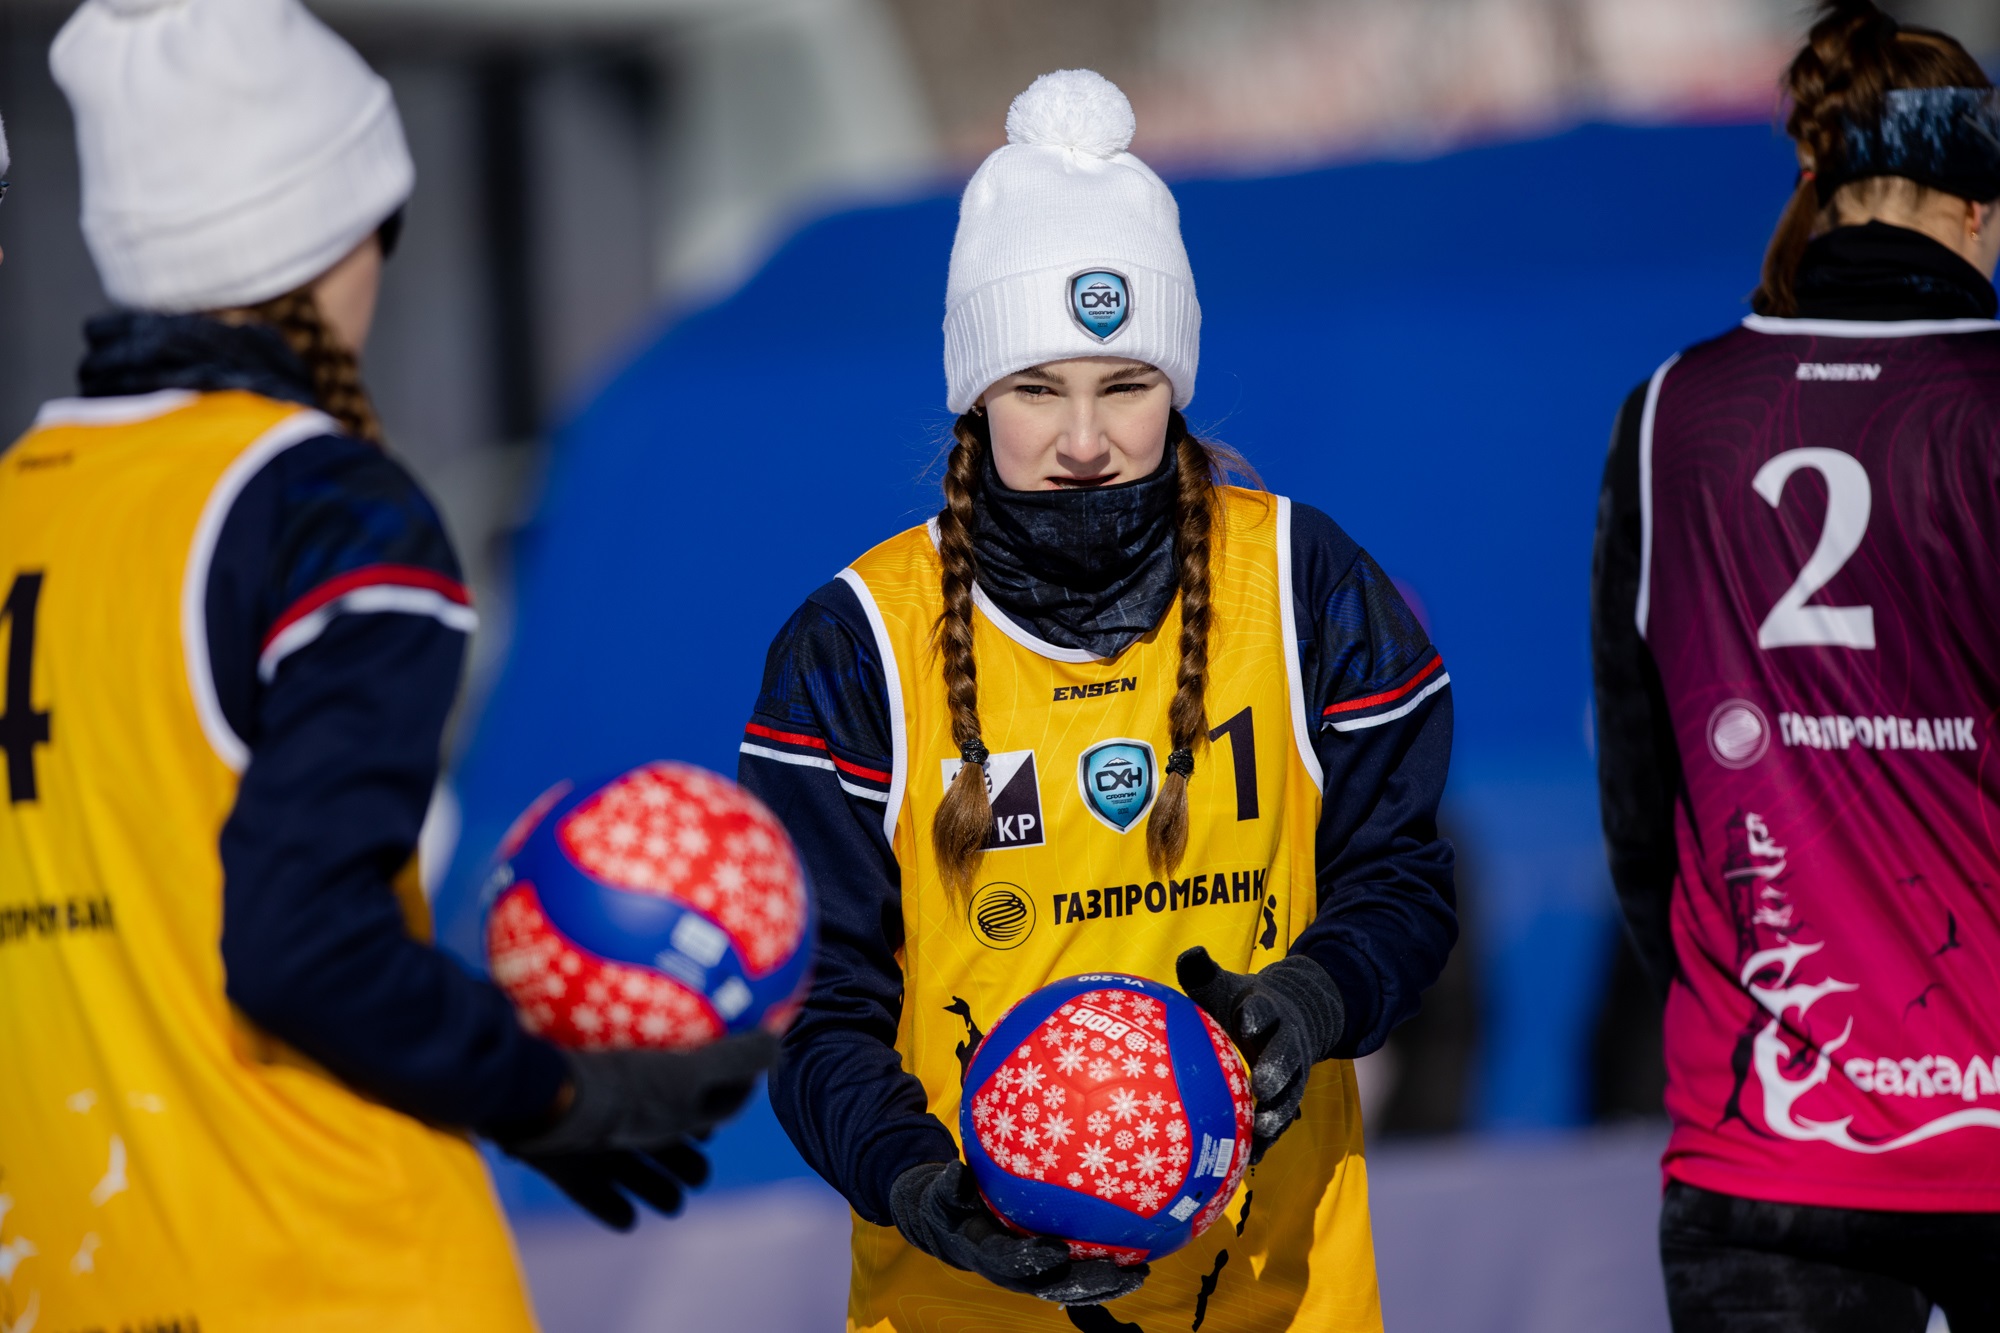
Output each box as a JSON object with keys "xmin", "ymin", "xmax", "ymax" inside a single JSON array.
[
  {"xmin": 889, "ymin": 1160, "xmax": 1149, "ymax": 1306},
  {"xmin": 495, "ymin": 1032, "xmax": 780, "ymax": 1230}
]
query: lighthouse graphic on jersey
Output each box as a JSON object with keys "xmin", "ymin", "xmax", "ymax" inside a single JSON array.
[{"xmin": 1708, "ymin": 807, "xmax": 2000, "ymax": 1157}]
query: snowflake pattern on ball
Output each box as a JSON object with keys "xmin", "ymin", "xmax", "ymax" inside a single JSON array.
[
  {"xmin": 487, "ymin": 883, "xmax": 723, "ymax": 1050},
  {"xmin": 557, "ymin": 762, "xmax": 807, "ymax": 975},
  {"xmin": 1066, "ymin": 1239, "xmax": 1152, "ymax": 1266},
  {"xmin": 1190, "ymin": 1003, "xmax": 1255, "ymax": 1236},
  {"xmin": 970, "ymin": 988, "xmax": 1197, "ymax": 1220}
]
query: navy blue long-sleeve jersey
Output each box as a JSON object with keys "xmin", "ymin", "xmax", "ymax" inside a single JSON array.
[
  {"xmin": 744, "ymin": 502, "xmax": 1456, "ymax": 1225},
  {"xmin": 79, "ymin": 311, "xmax": 565, "ymax": 1133}
]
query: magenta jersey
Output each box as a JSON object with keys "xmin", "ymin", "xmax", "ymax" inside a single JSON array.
[{"xmin": 1640, "ymin": 313, "xmax": 2000, "ymax": 1213}]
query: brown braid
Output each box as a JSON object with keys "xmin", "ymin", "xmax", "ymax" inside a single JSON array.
[
  {"xmin": 1753, "ymin": 0, "xmax": 1989, "ymax": 316},
  {"xmin": 932, "ymin": 412, "xmax": 994, "ymax": 899},
  {"xmin": 1146, "ymin": 414, "xmax": 1216, "ymax": 877},
  {"xmin": 930, "ymin": 407, "xmax": 1248, "ymax": 894},
  {"xmin": 242, "ymin": 288, "xmax": 386, "ymax": 444}
]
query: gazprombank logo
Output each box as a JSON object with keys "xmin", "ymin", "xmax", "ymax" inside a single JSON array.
[
  {"xmin": 968, "ymin": 881, "xmax": 1035, "ymax": 949},
  {"xmin": 1069, "ymin": 270, "xmax": 1130, "ymax": 342},
  {"xmin": 1707, "ymin": 699, "xmax": 1771, "ymax": 770}
]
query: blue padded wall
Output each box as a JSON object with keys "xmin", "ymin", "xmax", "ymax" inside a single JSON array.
[{"xmin": 442, "ymin": 120, "xmax": 1797, "ymax": 1197}]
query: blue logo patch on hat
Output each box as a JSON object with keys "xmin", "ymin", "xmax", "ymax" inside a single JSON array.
[
  {"xmin": 1078, "ymin": 738, "xmax": 1156, "ymax": 832},
  {"xmin": 1069, "ymin": 270, "xmax": 1130, "ymax": 342}
]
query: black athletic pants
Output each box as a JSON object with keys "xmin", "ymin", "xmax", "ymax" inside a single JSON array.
[{"xmin": 1661, "ymin": 1182, "xmax": 2000, "ymax": 1331}]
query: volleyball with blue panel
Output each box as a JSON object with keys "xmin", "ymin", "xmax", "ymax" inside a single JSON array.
[
  {"xmin": 961, "ymin": 973, "xmax": 1254, "ymax": 1265},
  {"xmin": 485, "ymin": 762, "xmax": 812, "ymax": 1050}
]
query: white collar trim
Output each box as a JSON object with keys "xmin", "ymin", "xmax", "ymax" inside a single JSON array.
[
  {"xmin": 924, "ymin": 516, "xmax": 1114, "ymax": 664},
  {"xmin": 1741, "ymin": 314, "xmax": 2000, "ymax": 338},
  {"xmin": 34, "ymin": 390, "xmax": 201, "ymax": 428},
  {"xmin": 971, "ymin": 583, "xmax": 1103, "ymax": 663}
]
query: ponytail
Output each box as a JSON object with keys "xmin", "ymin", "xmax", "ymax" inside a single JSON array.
[
  {"xmin": 1753, "ymin": 0, "xmax": 1990, "ymax": 315},
  {"xmin": 930, "ymin": 408, "xmax": 1247, "ymax": 898},
  {"xmin": 244, "ymin": 286, "xmax": 386, "ymax": 445},
  {"xmin": 1754, "ymin": 175, "xmax": 1826, "ymax": 318}
]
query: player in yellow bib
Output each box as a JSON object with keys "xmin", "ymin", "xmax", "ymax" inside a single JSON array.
[
  {"xmin": 742, "ymin": 72, "xmax": 1456, "ymax": 1333},
  {"xmin": 0, "ymin": 2, "xmax": 772, "ymax": 1328}
]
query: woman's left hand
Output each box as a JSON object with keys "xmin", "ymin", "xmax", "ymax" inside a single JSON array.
[
  {"xmin": 891, "ymin": 1160, "xmax": 1149, "ymax": 1305},
  {"xmin": 1175, "ymin": 948, "xmax": 1346, "ymax": 1162}
]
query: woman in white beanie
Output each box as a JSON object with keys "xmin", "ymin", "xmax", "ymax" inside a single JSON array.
[
  {"xmin": 0, "ymin": 0, "xmax": 773, "ymax": 1326},
  {"xmin": 745, "ymin": 70, "xmax": 1455, "ymax": 1330}
]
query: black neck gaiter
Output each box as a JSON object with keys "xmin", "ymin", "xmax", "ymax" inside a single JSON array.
[
  {"xmin": 967, "ymin": 444, "xmax": 1180, "ymax": 661},
  {"xmin": 78, "ymin": 311, "xmax": 318, "ymax": 404},
  {"xmin": 1795, "ymin": 222, "xmax": 1999, "ymax": 322}
]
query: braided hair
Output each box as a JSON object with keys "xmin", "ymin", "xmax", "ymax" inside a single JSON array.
[
  {"xmin": 1753, "ymin": 0, "xmax": 1990, "ymax": 316},
  {"xmin": 242, "ymin": 286, "xmax": 386, "ymax": 445},
  {"xmin": 931, "ymin": 414, "xmax": 992, "ymax": 894},
  {"xmin": 931, "ymin": 407, "xmax": 1241, "ymax": 898}
]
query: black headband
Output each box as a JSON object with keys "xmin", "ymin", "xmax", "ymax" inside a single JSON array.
[{"xmin": 1818, "ymin": 86, "xmax": 2000, "ymax": 205}]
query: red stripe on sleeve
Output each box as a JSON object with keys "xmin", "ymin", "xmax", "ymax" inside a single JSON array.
[
  {"xmin": 745, "ymin": 722, "xmax": 827, "ymax": 752},
  {"xmin": 743, "ymin": 722, "xmax": 892, "ymax": 784},
  {"xmin": 262, "ymin": 563, "xmax": 471, "ymax": 651},
  {"xmin": 1322, "ymin": 653, "xmax": 1445, "ymax": 716}
]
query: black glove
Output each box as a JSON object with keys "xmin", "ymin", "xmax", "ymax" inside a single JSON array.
[
  {"xmin": 497, "ymin": 1032, "xmax": 779, "ymax": 1230},
  {"xmin": 524, "ymin": 1142, "xmax": 713, "ymax": 1232},
  {"xmin": 1175, "ymin": 948, "xmax": 1345, "ymax": 1164},
  {"xmin": 890, "ymin": 1161, "xmax": 1148, "ymax": 1306}
]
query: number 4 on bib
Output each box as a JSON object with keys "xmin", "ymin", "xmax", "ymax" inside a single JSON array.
[{"xmin": 1, "ymin": 571, "xmax": 53, "ymax": 803}]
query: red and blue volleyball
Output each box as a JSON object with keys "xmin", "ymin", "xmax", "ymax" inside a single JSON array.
[
  {"xmin": 484, "ymin": 762, "xmax": 812, "ymax": 1051},
  {"xmin": 961, "ymin": 973, "xmax": 1254, "ymax": 1266}
]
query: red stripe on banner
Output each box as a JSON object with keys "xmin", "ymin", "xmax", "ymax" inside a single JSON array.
[
  {"xmin": 744, "ymin": 722, "xmax": 891, "ymax": 783},
  {"xmin": 262, "ymin": 563, "xmax": 471, "ymax": 651},
  {"xmin": 1322, "ymin": 654, "xmax": 1444, "ymax": 716}
]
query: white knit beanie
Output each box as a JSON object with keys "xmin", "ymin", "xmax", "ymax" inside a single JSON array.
[
  {"xmin": 51, "ymin": 0, "xmax": 414, "ymax": 313},
  {"xmin": 0, "ymin": 114, "xmax": 10, "ymax": 183},
  {"xmin": 944, "ymin": 70, "xmax": 1198, "ymax": 414}
]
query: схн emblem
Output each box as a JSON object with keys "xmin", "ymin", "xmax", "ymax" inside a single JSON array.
[
  {"xmin": 1078, "ymin": 738, "xmax": 1157, "ymax": 833},
  {"xmin": 1068, "ymin": 269, "xmax": 1130, "ymax": 341}
]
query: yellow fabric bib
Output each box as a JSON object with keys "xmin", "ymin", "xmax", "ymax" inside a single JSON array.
[
  {"xmin": 0, "ymin": 391, "xmax": 534, "ymax": 1332},
  {"xmin": 840, "ymin": 489, "xmax": 1381, "ymax": 1333}
]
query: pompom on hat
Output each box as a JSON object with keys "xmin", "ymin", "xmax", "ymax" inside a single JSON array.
[
  {"xmin": 944, "ymin": 70, "xmax": 1199, "ymax": 414},
  {"xmin": 51, "ymin": 0, "xmax": 414, "ymax": 312}
]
